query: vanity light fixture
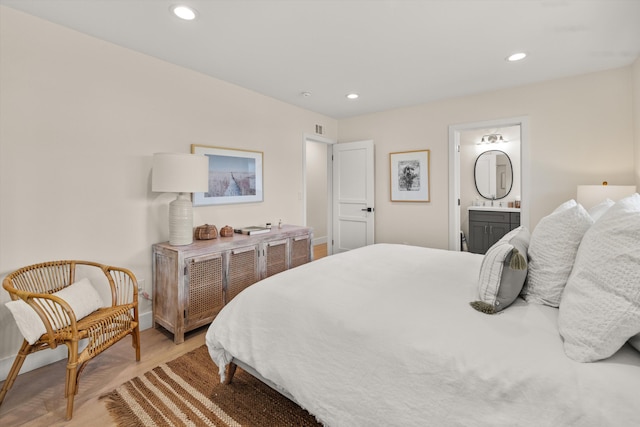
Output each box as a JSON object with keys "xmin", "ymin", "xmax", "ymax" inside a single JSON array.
[
  {"xmin": 507, "ymin": 52, "xmax": 527, "ymax": 62},
  {"xmin": 346, "ymin": 93, "xmax": 359, "ymax": 100},
  {"xmin": 479, "ymin": 133, "xmax": 507, "ymax": 144},
  {"xmin": 171, "ymin": 5, "xmax": 198, "ymax": 20}
]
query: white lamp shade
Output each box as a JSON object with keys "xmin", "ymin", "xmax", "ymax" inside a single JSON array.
[
  {"xmin": 577, "ymin": 184, "xmax": 637, "ymax": 210},
  {"xmin": 152, "ymin": 153, "xmax": 209, "ymax": 193}
]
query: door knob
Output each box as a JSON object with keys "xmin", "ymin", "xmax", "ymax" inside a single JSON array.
[{"xmin": 361, "ymin": 207, "xmax": 374, "ymax": 212}]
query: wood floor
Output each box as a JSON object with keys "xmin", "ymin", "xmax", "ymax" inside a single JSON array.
[
  {"xmin": 0, "ymin": 326, "xmax": 207, "ymax": 426},
  {"xmin": 0, "ymin": 243, "xmax": 328, "ymax": 426},
  {"xmin": 313, "ymin": 242, "xmax": 327, "ymax": 260}
]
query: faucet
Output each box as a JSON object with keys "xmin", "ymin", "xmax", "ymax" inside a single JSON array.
[{"xmin": 491, "ymin": 195, "xmax": 495, "ymax": 207}]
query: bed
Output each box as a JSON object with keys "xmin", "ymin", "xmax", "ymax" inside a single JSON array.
[{"xmin": 206, "ymin": 196, "xmax": 640, "ymax": 427}]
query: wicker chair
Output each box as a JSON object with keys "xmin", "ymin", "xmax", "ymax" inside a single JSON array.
[{"xmin": 0, "ymin": 260, "xmax": 140, "ymax": 420}]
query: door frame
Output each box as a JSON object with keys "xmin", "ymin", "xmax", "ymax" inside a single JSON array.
[
  {"xmin": 448, "ymin": 116, "xmax": 530, "ymax": 250},
  {"xmin": 303, "ymin": 133, "xmax": 336, "ymax": 255}
]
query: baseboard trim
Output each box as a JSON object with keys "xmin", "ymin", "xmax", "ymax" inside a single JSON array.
[
  {"xmin": 312, "ymin": 236, "xmax": 327, "ymax": 246},
  {"xmin": 0, "ymin": 309, "xmax": 153, "ymax": 382}
]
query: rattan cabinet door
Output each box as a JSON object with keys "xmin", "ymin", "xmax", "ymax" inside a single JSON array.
[
  {"xmin": 184, "ymin": 253, "xmax": 224, "ymax": 329},
  {"xmin": 226, "ymin": 245, "xmax": 259, "ymax": 303},
  {"xmin": 265, "ymin": 238, "xmax": 287, "ymax": 278},
  {"xmin": 291, "ymin": 234, "xmax": 311, "ymax": 268}
]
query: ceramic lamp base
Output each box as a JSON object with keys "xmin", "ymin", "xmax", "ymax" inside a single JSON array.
[{"xmin": 169, "ymin": 193, "xmax": 194, "ymax": 246}]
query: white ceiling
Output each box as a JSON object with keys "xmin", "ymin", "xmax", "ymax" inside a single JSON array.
[{"xmin": 2, "ymin": 0, "xmax": 639, "ymax": 119}]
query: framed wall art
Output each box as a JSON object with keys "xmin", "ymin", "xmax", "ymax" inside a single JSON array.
[
  {"xmin": 389, "ymin": 149, "xmax": 430, "ymax": 202},
  {"xmin": 191, "ymin": 144, "xmax": 263, "ymax": 206}
]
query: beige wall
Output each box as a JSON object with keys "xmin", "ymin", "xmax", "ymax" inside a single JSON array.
[
  {"xmin": 0, "ymin": 7, "xmax": 337, "ymax": 375},
  {"xmin": 339, "ymin": 66, "xmax": 636, "ymax": 249}
]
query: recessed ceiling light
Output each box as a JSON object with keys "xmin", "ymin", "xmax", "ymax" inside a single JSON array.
[
  {"xmin": 507, "ymin": 52, "xmax": 527, "ymax": 62},
  {"xmin": 346, "ymin": 93, "xmax": 359, "ymax": 100},
  {"xmin": 171, "ymin": 5, "xmax": 198, "ymax": 21},
  {"xmin": 300, "ymin": 91, "xmax": 312, "ymax": 98}
]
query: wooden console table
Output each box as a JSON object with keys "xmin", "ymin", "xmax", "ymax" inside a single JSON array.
[{"xmin": 152, "ymin": 224, "xmax": 313, "ymax": 343}]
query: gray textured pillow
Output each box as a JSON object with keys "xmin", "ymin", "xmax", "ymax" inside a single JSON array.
[
  {"xmin": 471, "ymin": 226, "xmax": 530, "ymax": 314},
  {"xmin": 520, "ymin": 200, "xmax": 593, "ymax": 307},
  {"xmin": 558, "ymin": 194, "xmax": 640, "ymax": 362}
]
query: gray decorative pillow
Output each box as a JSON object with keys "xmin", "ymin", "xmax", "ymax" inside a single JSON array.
[
  {"xmin": 471, "ymin": 226, "xmax": 530, "ymax": 314},
  {"xmin": 520, "ymin": 200, "xmax": 593, "ymax": 307}
]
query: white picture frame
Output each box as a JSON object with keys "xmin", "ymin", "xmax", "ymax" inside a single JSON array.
[
  {"xmin": 191, "ymin": 144, "xmax": 264, "ymax": 206},
  {"xmin": 390, "ymin": 149, "xmax": 430, "ymax": 202}
]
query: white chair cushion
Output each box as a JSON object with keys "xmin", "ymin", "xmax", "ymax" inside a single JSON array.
[
  {"xmin": 558, "ymin": 193, "xmax": 640, "ymax": 362},
  {"xmin": 5, "ymin": 277, "xmax": 104, "ymax": 345}
]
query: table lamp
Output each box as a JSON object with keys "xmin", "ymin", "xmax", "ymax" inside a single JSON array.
[{"xmin": 152, "ymin": 153, "xmax": 209, "ymax": 245}]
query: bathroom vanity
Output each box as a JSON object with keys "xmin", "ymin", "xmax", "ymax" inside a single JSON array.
[{"xmin": 468, "ymin": 206, "xmax": 520, "ymax": 254}]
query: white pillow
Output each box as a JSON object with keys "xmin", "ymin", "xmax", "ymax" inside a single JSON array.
[
  {"xmin": 471, "ymin": 226, "xmax": 530, "ymax": 314},
  {"xmin": 5, "ymin": 277, "xmax": 104, "ymax": 345},
  {"xmin": 588, "ymin": 198, "xmax": 615, "ymax": 221},
  {"xmin": 520, "ymin": 200, "xmax": 593, "ymax": 307},
  {"xmin": 558, "ymin": 194, "xmax": 640, "ymax": 362}
]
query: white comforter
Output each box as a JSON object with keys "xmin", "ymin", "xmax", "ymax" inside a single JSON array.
[{"xmin": 206, "ymin": 244, "xmax": 640, "ymax": 427}]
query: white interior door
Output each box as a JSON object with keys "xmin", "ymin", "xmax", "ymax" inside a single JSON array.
[{"xmin": 332, "ymin": 140, "xmax": 375, "ymax": 253}]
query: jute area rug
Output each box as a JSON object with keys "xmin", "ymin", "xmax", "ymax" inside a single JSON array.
[{"xmin": 101, "ymin": 345, "xmax": 321, "ymax": 426}]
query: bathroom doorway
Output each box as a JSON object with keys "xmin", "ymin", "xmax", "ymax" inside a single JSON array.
[{"xmin": 448, "ymin": 117, "xmax": 530, "ymax": 251}]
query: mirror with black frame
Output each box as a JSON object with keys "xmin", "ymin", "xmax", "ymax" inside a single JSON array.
[{"xmin": 474, "ymin": 150, "xmax": 513, "ymax": 200}]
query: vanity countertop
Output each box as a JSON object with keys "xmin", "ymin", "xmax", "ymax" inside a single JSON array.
[{"xmin": 468, "ymin": 206, "xmax": 521, "ymax": 212}]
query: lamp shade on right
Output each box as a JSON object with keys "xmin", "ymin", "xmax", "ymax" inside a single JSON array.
[{"xmin": 577, "ymin": 184, "xmax": 637, "ymax": 210}]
